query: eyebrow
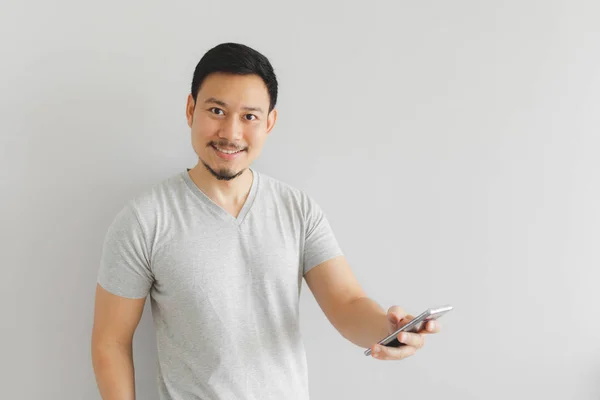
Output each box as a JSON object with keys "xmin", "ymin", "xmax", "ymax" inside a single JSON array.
[{"xmin": 204, "ymin": 97, "xmax": 264, "ymax": 114}]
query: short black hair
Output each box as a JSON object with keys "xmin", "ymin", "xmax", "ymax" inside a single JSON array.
[{"xmin": 190, "ymin": 42, "xmax": 278, "ymax": 112}]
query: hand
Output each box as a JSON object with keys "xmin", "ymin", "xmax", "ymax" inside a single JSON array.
[{"xmin": 369, "ymin": 306, "xmax": 441, "ymax": 361}]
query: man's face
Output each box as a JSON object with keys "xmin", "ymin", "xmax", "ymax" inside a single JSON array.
[{"xmin": 186, "ymin": 72, "xmax": 277, "ymax": 181}]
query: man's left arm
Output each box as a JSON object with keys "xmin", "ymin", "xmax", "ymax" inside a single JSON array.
[{"xmin": 304, "ymin": 255, "xmax": 440, "ymax": 360}]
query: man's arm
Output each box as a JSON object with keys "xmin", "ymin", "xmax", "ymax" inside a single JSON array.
[
  {"xmin": 304, "ymin": 255, "xmax": 389, "ymax": 349},
  {"xmin": 91, "ymin": 283, "xmax": 146, "ymax": 400}
]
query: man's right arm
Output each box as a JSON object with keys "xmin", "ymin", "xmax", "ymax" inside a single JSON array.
[{"xmin": 91, "ymin": 283, "xmax": 146, "ymax": 400}]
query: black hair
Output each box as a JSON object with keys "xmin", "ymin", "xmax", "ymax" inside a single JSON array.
[{"xmin": 190, "ymin": 42, "xmax": 278, "ymax": 112}]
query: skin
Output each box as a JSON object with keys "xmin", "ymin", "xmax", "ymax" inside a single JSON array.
[
  {"xmin": 92, "ymin": 74, "xmax": 441, "ymax": 400},
  {"xmin": 185, "ymin": 72, "xmax": 277, "ymax": 217}
]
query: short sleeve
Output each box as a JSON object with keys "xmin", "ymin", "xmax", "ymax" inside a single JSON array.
[
  {"xmin": 97, "ymin": 203, "xmax": 154, "ymax": 299},
  {"xmin": 302, "ymin": 197, "xmax": 344, "ymax": 275}
]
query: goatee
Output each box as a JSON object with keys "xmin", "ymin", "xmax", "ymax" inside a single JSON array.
[{"xmin": 201, "ymin": 160, "xmax": 245, "ymax": 181}]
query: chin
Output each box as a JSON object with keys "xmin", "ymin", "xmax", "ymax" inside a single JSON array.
[{"xmin": 202, "ymin": 160, "xmax": 246, "ymax": 181}]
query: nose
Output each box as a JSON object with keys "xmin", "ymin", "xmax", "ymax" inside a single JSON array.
[{"xmin": 218, "ymin": 115, "xmax": 243, "ymax": 142}]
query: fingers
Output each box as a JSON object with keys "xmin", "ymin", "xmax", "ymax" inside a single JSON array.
[
  {"xmin": 376, "ymin": 307, "xmax": 443, "ymax": 362},
  {"xmin": 392, "ymin": 314, "xmax": 415, "ymax": 329},
  {"xmin": 421, "ymin": 320, "xmax": 441, "ymax": 334},
  {"xmin": 370, "ymin": 331, "xmax": 425, "ymax": 361},
  {"xmin": 371, "ymin": 343, "xmax": 417, "ymax": 361},
  {"xmin": 403, "ymin": 314, "xmax": 415, "ymax": 323},
  {"xmin": 397, "ymin": 332, "xmax": 425, "ymax": 349}
]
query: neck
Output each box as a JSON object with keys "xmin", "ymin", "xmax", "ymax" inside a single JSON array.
[{"xmin": 187, "ymin": 163, "xmax": 254, "ymax": 208}]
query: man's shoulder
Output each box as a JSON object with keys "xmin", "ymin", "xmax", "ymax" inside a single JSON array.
[
  {"xmin": 122, "ymin": 170, "xmax": 186, "ymax": 218},
  {"xmin": 257, "ymin": 170, "xmax": 310, "ymax": 201},
  {"xmin": 255, "ymin": 170, "xmax": 325, "ymax": 215}
]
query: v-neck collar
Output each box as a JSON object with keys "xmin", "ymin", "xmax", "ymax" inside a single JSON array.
[{"xmin": 182, "ymin": 168, "xmax": 259, "ymax": 226}]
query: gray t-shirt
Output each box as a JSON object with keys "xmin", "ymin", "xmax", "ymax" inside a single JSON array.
[{"xmin": 97, "ymin": 169, "xmax": 343, "ymax": 400}]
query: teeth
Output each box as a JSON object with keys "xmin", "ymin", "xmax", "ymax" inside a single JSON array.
[{"xmin": 214, "ymin": 146, "xmax": 242, "ymax": 154}]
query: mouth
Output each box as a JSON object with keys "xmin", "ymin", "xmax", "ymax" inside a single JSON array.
[{"xmin": 210, "ymin": 144, "xmax": 246, "ymax": 160}]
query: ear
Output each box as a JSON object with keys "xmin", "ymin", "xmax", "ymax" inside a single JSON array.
[
  {"xmin": 265, "ymin": 108, "xmax": 278, "ymax": 135},
  {"xmin": 186, "ymin": 94, "xmax": 195, "ymax": 128}
]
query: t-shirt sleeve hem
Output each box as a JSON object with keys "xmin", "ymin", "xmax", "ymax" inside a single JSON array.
[
  {"xmin": 97, "ymin": 278, "xmax": 149, "ymax": 300},
  {"xmin": 303, "ymin": 250, "xmax": 344, "ymax": 276}
]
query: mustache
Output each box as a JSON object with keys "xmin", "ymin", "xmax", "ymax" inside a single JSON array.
[{"xmin": 208, "ymin": 140, "xmax": 247, "ymax": 151}]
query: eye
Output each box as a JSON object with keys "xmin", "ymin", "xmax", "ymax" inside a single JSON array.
[
  {"xmin": 209, "ymin": 107, "xmax": 224, "ymax": 115},
  {"xmin": 244, "ymin": 114, "xmax": 257, "ymax": 121}
]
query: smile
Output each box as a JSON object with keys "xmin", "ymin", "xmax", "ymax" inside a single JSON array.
[
  {"xmin": 212, "ymin": 145, "xmax": 243, "ymax": 154},
  {"xmin": 211, "ymin": 144, "xmax": 246, "ymax": 160}
]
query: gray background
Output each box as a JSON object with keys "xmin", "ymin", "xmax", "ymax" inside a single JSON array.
[{"xmin": 2, "ymin": 1, "xmax": 599, "ymax": 399}]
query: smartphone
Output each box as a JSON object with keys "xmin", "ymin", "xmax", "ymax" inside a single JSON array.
[{"xmin": 364, "ymin": 305, "xmax": 453, "ymax": 356}]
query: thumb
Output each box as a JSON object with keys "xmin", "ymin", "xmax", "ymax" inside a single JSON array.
[{"xmin": 386, "ymin": 306, "xmax": 406, "ymax": 325}]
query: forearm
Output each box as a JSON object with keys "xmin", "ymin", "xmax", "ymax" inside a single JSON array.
[
  {"xmin": 335, "ymin": 297, "xmax": 390, "ymax": 348},
  {"xmin": 92, "ymin": 343, "xmax": 136, "ymax": 400}
]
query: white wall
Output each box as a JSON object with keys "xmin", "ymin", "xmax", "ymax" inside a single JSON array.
[{"xmin": 2, "ymin": 1, "xmax": 599, "ymax": 399}]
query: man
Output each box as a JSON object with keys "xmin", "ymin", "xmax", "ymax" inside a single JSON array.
[{"xmin": 91, "ymin": 42, "xmax": 441, "ymax": 400}]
